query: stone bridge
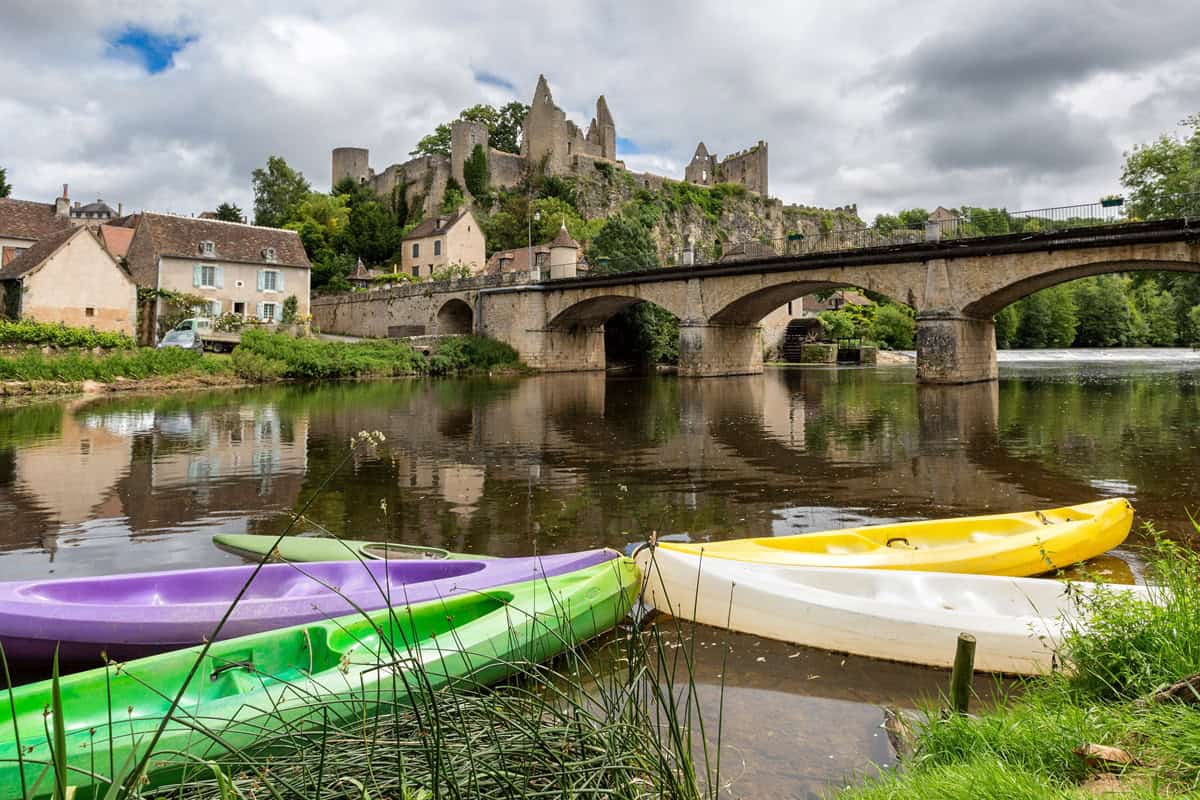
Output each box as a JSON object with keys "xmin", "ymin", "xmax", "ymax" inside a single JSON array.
[{"xmin": 312, "ymin": 219, "xmax": 1200, "ymax": 383}]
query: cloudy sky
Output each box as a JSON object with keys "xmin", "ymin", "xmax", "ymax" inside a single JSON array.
[{"xmin": 4, "ymin": 0, "xmax": 1199, "ymax": 222}]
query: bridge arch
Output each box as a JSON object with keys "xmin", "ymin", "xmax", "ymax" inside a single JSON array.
[
  {"xmin": 436, "ymin": 298, "xmax": 474, "ymax": 334},
  {"xmin": 708, "ymin": 279, "xmax": 909, "ymax": 325},
  {"xmin": 547, "ymin": 294, "xmax": 684, "ymax": 330},
  {"xmin": 964, "ymin": 258, "xmax": 1200, "ymax": 318}
]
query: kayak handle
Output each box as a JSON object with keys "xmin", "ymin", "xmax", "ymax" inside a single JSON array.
[
  {"xmin": 885, "ymin": 537, "xmax": 913, "ymax": 549},
  {"xmin": 211, "ymin": 660, "xmax": 255, "ymax": 681}
]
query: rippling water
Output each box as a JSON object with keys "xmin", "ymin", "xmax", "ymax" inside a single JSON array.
[{"xmin": 2, "ymin": 357, "xmax": 1199, "ymax": 796}]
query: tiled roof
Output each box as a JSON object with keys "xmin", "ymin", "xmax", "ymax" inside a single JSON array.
[
  {"xmin": 485, "ymin": 245, "xmax": 550, "ymax": 274},
  {"xmin": 551, "ymin": 225, "xmax": 579, "ymax": 249},
  {"xmin": 0, "ymin": 227, "xmax": 89, "ymax": 280},
  {"xmin": 99, "ymin": 224, "xmax": 134, "ymax": 258},
  {"xmin": 72, "ymin": 200, "xmax": 116, "ymax": 216},
  {"xmin": 134, "ymin": 213, "xmax": 310, "ymax": 268},
  {"xmin": 401, "ymin": 208, "xmax": 469, "ymax": 241},
  {"xmin": 0, "ymin": 198, "xmax": 70, "ymax": 241}
]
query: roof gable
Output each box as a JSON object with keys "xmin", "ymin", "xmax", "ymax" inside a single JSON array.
[
  {"xmin": 401, "ymin": 208, "xmax": 472, "ymax": 241},
  {"xmin": 0, "ymin": 226, "xmax": 122, "ymax": 281}
]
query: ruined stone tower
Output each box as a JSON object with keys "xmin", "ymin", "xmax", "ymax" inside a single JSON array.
[
  {"xmin": 331, "ymin": 147, "xmax": 370, "ymax": 187},
  {"xmin": 450, "ymin": 119, "xmax": 489, "ymax": 193},
  {"xmin": 684, "ymin": 140, "xmax": 768, "ymax": 196}
]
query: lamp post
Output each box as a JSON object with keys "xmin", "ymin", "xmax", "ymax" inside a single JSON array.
[{"xmin": 528, "ymin": 208, "xmax": 541, "ymax": 279}]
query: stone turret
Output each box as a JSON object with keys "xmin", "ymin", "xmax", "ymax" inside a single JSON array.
[
  {"xmin": 594, "ymin": 95, "xmax": 616, "ymax": 160},
  {"xmin": 548, "ymin": 223, "xmax": 579, "ymax": 280},
  {"xmin": 450, "ymin": 119, "xmax": 489, "ymax": 193},
  {"xmin": 332, "ymin": 147, "xmax": 371, "ymax": 188}
]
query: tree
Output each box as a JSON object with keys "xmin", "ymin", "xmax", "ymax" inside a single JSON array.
[
  {"xmin": 869, "ymin": 304, "xmax": 915, "ymax": 349},
  {"xmin": 872, "ymin": 208, "xmax": 928, "ymax": 234},
  {"xmin": 1122, "ymin": 114, "xmax": 1200, "ymax": 219},
  {"xmin": 995, "ymin": 305, "xmax": 1019, "ymax": 348},
  {"xmin": 252, "ymin": 156, "xmax": 311, "ymax": 228},
  {"xmin": 463, "ymin": 144, "xmax": 490, "ymax": 197},
  {"xmin": 1188, "ymin": 305, "xmax": 1200, "ymax": 346},
  {"xmin": 410, "ymin": 103, "xmax": 530, "ymax": 157},
  {"xmin": 1073, "ymin": 276, "xmax": 1136, "ymax": 347},
  {"xmin": 817, "ymin": 310, "xmax": 856, "ymax": 341},
  {"xmin": 1133, "ymin": 282, "xmax": 1179, "ymax": 345},
  {"xmin": 0, "ymin": 167, "xmax": 10, "ymax": 198},
  {"xmin": 1011, "ymin": 285, "xmax": 1076, "ymax": 348},
  {"xmin": 212, "ymin": 202, "xmax": 243, "ymax": 222},
  {"xmin": 588, "ymin": 216, "xmax": 659, "ymax": 274}
]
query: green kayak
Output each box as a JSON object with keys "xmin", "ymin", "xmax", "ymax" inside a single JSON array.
[
  {"xmin": 213, "ymin": 533, "xmax": 486, "ymax": 562},
  {"xmin": 0, "ymin": 557, "xmax": 638, "ymax": 799}
]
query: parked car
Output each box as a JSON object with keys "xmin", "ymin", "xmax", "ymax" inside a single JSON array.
[
  {"xmin": 157, "ymin": 318, "xmax": 242, "ymax": 353},
  {"xmin": 156, "ymin": 321, "xmax": 205, "ymax": 353}
]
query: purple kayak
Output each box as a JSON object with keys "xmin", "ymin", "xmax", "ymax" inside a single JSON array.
[{"xmin": 0, "ymin": 549, "xmax": 618, "ymax": 669}]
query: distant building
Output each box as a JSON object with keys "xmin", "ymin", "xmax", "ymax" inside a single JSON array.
[
  {"xmin": 121, "ymin": 213, "xmax": 311, "ymax": 339},
  {"xmin": 70, "ymin": 198, "xmax": 119, "ymax": 225},
  {"xmin": 486, "ymin": 228, "xmax": 586, "ymax": 278},
  {"xmin": 399, "ymin": 208, "xmax": 485, "ymax": 279},
  {"xmin": 0, "ymin": 226, "xmax": 137, "ymax": 335},
  {"xmin": 0, "ymin": 185, "xmax": 125, "ymax": 266}
]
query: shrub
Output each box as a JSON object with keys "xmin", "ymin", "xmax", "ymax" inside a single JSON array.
[
  {"xmin": 230, "ymin": 347, "xmax": 286, "ymax": 381},
  {"xmin": 427, "ymin": 335, "xmax": 521, "ymax": 375},
  {"xmin": 235, "ymin": 329, "xmax": 426, "ymax": 380},
  {"xmin": 0, "ymin": 319, "xmax": 134, "ymax": 349},
  {"xmin": 0, "ymin": 347, "xmax": 227, "ymax": 382},
  {"xmin": 429, "ymin": 262, "xmax": 474, "ymax": 282},
  {"xmin": 869, "ymin": 304, "xmax": 916, "ymax": 349},
  {"xmin": 817, "ymin": 310, "xmax": 856, "ymax": 340},
  {"xmin": 281, "ymin": 295, "xmax": 299, "ymax": 324}
]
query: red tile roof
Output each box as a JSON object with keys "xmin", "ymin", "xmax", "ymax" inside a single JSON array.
[
  {"xmin": 99, "ymin": 224, "xmax": 134, "ymax": 258},
  {"xmin": 401, "ymin": 208, "xmax": 471, "ymax": 241},
  {"xmin": 0, "ymin": 227, "xmax": 119, "ymax": 281},
  {"xmin": 0, "ymin": 198, "xmax": 70, "ymax": 242}
]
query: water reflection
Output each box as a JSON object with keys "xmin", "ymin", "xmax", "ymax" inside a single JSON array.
[{"xmin": 1, "ymin": 363, "xmax": 1198, "ymax": 794}]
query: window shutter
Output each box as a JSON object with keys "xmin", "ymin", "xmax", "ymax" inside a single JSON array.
[
  {"xmin": 276, "ymin": 270, "xmax": 284, "ymax": 292},
  {"xmin": 257, "ymin": 302, "xmax": 265, "ymax": 320},
  {"xmin": 211, "ymin": 299, "xmax": 221, "ymax": 316},
  {"xmin": 256, "ymin": 269, "xmax": 265, "ymax": 291},
  {"xmin": 193, "ymin": 264, "xmax": 202, "ymax": 287},
  {"xmin": 215, "ymin": 267, "xmax": 224, "ymax": 289}
]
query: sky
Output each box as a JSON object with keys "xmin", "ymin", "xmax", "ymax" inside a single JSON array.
[{"xmin": 3, "ymin": 0, "xmax": 1200, "ymax": 222}]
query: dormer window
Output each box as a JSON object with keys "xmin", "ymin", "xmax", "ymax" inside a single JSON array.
[
  {"xmin": 262, "ymin": 247, "xmax": 277, "ymax": 262},
  {"xmin": 199, "ymin": 240, "xmax": 215, "ymax": 256}
]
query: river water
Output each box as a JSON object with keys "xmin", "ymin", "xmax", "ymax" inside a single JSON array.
[{"xmin": 2, "ymin": 352, "xmax": 1199, "ymax": 797}]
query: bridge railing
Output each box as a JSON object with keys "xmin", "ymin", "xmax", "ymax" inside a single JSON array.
[{"xmin": 646, "ymin": 192, "xmax": 1200, "ymax": 269}]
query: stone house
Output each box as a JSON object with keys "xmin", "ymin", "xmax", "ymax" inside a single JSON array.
[
  {"xmin": 0, "ymin": 226, "xmax": 138, "ymax": 335},
  {"xmin": 399, "ymin": 208, "xmax": 485, "ymax": 278},
  {"xmin": 121, "ymin": 213, "xmax": 311, "ymax": 340},
  {"xmin": 0, "ymin": 195, "xmax": 72, "ymax": 267},
  {"xmin": 484, "ymin": 224, "xmax": 583, "ymax": 279}
]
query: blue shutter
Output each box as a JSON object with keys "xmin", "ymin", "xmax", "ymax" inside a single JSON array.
[
  {"xmin": 257, "ymin": 302, "xmax": 265, "ymax": 320},
  {"xmin": 256, "ymin": 270, "xmax": 265, "ymax": 291},
  {"xmin": 276, "ymin": 270, "xmax": 284, "ymax": 292},
  {"xmin": 193, "ymin": 264, "xmax": 202, "ymax": 287},
  {"xmin": 215, "ymin": 267, "xmax": 224, "ymax": 289}
]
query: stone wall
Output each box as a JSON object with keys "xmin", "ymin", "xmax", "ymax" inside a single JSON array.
[
  {"xmin": 717, "ymin": 142, "xmax": 768, "ymax": 197},
  {"xmin": 488, "ymin": 150, "xmax": 526, "ymax": 189}
]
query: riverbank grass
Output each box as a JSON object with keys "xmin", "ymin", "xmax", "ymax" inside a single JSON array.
[{"xmin": 839, "ymin": 528, "xmax": 1200, "ymax": 799}]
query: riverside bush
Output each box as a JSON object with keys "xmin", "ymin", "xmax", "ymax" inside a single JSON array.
[
  {"xmin": 0, "ymin": 348, "xmax": 227, "ymax": 382},
  {"xmin": 236, "ymin": 329, "xmax": 426, "ymax": 380},
  {"xmin": 427, "ymin": 335, "xmax": 521, "ymax": 374},
  {"xmin": 0, "ymin": 319, "xmax": 134, "ymax": 349}
]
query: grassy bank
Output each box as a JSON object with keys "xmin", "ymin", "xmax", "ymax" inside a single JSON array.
[
  {"xmin": 840, "ymin": 528, "xmax": 1200, "ymax": 799},
  {"xmin": 0, "ymin": 322, "xmax": 523, "ymax": 393}
]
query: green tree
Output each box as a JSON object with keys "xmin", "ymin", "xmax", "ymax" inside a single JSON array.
[
  {"xmin": 440, "ymin": 178, "xmax": 465, "ymax": 213},
  {"xmin": 817, "ymin": 310, "xmax": 856, "ymax": 341},
  {"xmin": 1012, "ymin": 285, "xmax": 1076, "ymax": 348},
  {"xmin": 212, "ymin": 202, "xmax": 243, "ymax": 222},
  {"xmin": 1122, "ymin": 114, "xmax": 1200, "ymax": 219},
  {"xmin": 1133, "ymin": 282, "xmax": 1179, "ymax": 345},
  {"xmin": 1188, "ymin": 305, "xmax": 1200, "ymax": 346},
  {"xmin": 1073, "ymin": 276, "xmax": 1136, "ymax": 347},
  {"xmin": 410, "ymin": 103, "xmax": 530, "ymax": 157},
  {"xmin": 463, "ymin": 144, "xmax": 490, "ymax": 197},
  {"xmin": 872, "ymin": 208, "xmax": 928, "ymax": 234},
  {"xmin": 995, "ymin": 305, "xmax": 1020, "ymax": 348},
  {"xmin": 869, "ymin": 304, "xmax": 915, "ymax": 349},
  {"xmin": 0, "ymin": 167, "xmax": 11, "ymax": 198},
  {"xmin": 588, "ymin": 216, "xmax": 659, "ymax": 274},
  {"xmin": 252, "ymin": 156, "xmax": 311, "ymax": 228}
]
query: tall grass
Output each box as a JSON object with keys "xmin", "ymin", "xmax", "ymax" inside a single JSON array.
[
  {"xmin": 0, "ymin": 348, "xmax": 229, "ymax": 382},
  {"xmin": 839, "ymin": 523, "xmax": 1200, "ymax": 799}
]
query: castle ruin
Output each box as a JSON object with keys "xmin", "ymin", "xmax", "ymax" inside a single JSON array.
[{"xmin": 332, "ymin": 75, "xmax": 768, "ymax": 218}]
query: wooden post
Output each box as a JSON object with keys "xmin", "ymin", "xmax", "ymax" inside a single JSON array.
[{"xmin": 949, "ymin": 632, "xmax": 976, "ymax": 715}]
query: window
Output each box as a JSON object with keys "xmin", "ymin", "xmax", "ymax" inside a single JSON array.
[
  {"xmin": 412, "ymin": 243, "xmax": 420, "ymax": 258},
  {"xmin": 233, "ymin": 301, "xmax": 246, "ymax": 316},
  {"xmin": 433, "ymin": 240, "xmax": 442, "ymax": 256},
  {"xmin": 199, "ymin": 240, "xmax": 215, "ymax": 256},
  {"xmin": 200, "ymin": 264, "xmax": 217, "ymax": 287},
  {"xmin": 207, "ymin": 300, "xmax": 222, "ymax": 317},
  {"xmin": 261, "ymin": 302, "xmax": 276, "ymax": 322},
  {"xmin": 85, "ymin": 307, "xmax": 95, "ymax": 318},
  {"xmin": 412, "ymin": 265, "xmax": 420, "ymax": 278},
  {"xmin": 258, "ymin": 268, "xmax": 282, "ymax": 292}
]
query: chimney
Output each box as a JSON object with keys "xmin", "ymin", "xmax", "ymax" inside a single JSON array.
[
  {"xmin": 55, "ymin": 184, "xmax": 70, "ymax": 217},
  {"xmin": 118, "ymin": 202, "xmax": 123, "ymax": 216}
]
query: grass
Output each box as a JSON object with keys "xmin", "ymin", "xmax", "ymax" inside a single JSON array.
[
  {"xmin": 838, "ymin": 524, "xmax": 1200, "ymax": 799},
  {"xmin": 0, "ymin": 348, "xmax": 230, "ymax": 383}
]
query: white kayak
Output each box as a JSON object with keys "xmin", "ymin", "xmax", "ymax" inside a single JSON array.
[{"xmin": 635, "ymin": 546, "xmax": 1151, "ymax": 675}]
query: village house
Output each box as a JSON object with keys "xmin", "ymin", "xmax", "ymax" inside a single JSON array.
[
  {"xmin": 0, "ymin": 194, "xmax": 72, "ymax": 267},
  {"xmin": 485, "ymin": 225, "xmax": 583, "ymax": 279},
  {"xmin": 398, "ymin": 208, "xmax": 485, "ymax": 278},
  {"xmin": 120, "ymin": 213, "xmax": 311, "ymax": 341},
  {"xmin": 0, "ymin": 226, "xmax": 138, "ymax": 335}
]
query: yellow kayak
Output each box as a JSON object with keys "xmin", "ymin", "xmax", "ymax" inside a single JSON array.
[{"xmin": 659, "ymin": 498, "xmax": 1133, "ymax": 577}]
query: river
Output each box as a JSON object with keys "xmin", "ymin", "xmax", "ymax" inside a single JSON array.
[{"xmin": 2, "ymin": 352, "xmax": 1199, "ymax": 797}]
